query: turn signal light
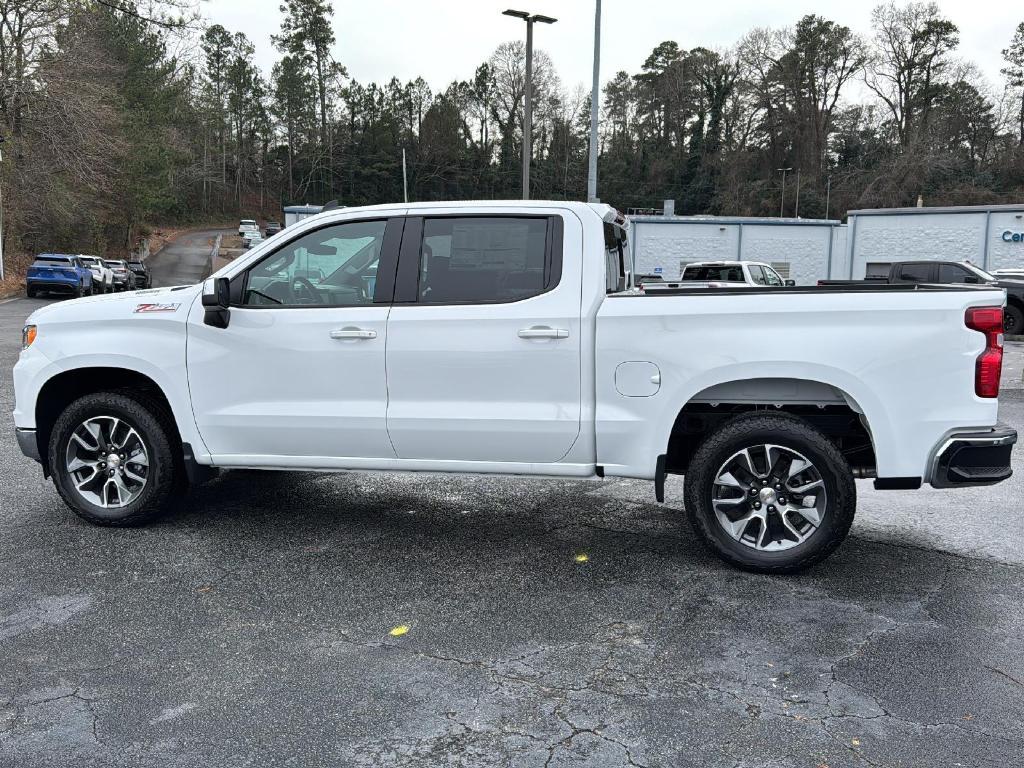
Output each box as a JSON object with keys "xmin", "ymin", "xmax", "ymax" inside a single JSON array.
[
  {"xmin": 22, "ymin": 325, "xmax": 37, "ymax": 350},
  {"xmin": 965, "ymin": 307, "xmax": 1003, "ymax": 398}
]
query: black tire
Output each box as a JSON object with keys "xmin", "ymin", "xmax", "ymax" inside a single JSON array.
[
  {"xmin": 27, "ymin": 286, "xmax": 36, "ymax": 298},
  {"xmin": 1006, "ymin": 304, "xmax": 1024, "ymax": 336},
  {"xmin": 48, "ymin": 391, "xmax": 185, "ymax": 527},
  {"xmin": 74, "ymin": 283, "xmax": 84, "ymax": 299},
  {"xmin": 684, "ymin": 412, "xmax": 856, "ymax": 574}
]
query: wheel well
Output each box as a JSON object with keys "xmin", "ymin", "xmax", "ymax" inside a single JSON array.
[
  {"xmin": 665, "ymin": 400, "xmax": 876, "ymax": 476},
  {"xmin": 34, "ymin": 368, "xmax": 181, "ymax": 468}
]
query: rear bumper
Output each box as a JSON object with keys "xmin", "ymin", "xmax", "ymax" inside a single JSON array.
[
  {"xmin": 929, "ymin": 424, "xmax": 1017, "ymax": 488},
  {"xmin": 27, "ymin": 278, "xmax": 79, "ymax": 293},
  {"xmin": 16, "ymin": 428, "xmax": 41, "ymax": 463}
]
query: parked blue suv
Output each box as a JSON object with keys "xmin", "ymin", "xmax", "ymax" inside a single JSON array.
[{"xmin": 26, "ymin": 254, "xmax": 94, "ymax": 298}]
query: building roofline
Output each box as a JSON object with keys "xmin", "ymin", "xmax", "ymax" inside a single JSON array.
[
  {"xmin": 628, "ymin": 215, "xmax": 843, "ymax": 227},
  {"xmin": 849, "ymin": 203, "xmax": 1024, "ymax": 216}
]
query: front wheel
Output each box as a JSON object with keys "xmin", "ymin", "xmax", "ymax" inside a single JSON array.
[
  {"xmin": 684, "ymin": 412, "xmax": 856, "ymax": 574},
  {"xmin": 48, "ymin": 391, "xmax": 185, "ymax": 526}
]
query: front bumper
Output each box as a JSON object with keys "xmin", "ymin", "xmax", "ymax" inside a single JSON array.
[
  {"xmin": 930, "ymin": 424, "xmax": 1017, "ymax": 488},
  {"xmin": 16, "ymin": 428, "xmax": 41, "ymax": 463}
]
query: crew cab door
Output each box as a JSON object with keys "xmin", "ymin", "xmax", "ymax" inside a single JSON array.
[
  {"xmin": 384, "ymin": 209, "xmax": 583, "ymax": 464},
  {"xmin": 186, "ymin": 215, "xmax": 403, "ymax": 463}
]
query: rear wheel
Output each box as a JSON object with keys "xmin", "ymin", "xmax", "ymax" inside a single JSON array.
[
  {"xmin": 27, "ymin": 286, "xmax": 36, "ymax": 298},
  {"xmin": 48, "ymin": 392, "xmax": 185, "ymax": 526},
  {"xmin": 1005, "ymin": 304, "xmax": 1023, "ymax": 336},
  {"xmin": 684, "ymin": 412, "xmax": 856, "ymax": 574}
]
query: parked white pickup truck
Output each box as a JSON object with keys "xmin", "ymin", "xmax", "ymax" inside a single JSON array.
[{"xmin": 13, "ymin": 202, "xmax": 1017, "ymax": 573}]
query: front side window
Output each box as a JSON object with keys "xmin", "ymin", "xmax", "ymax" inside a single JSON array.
[
  {"xmin": 241, "ymin": 220, "xmax": 387, "ymax": 307},
  {"xmin": 762, "ymin": 266, "xmax": 784, "ymax": 286},
  {"xmin": 938, "ymin": 264, "xmax": 981, "ymax": 284},
  {"xmin": 417, "ymin": 217, "xmax": 553, "ymax": 303},
  {"xmin": 749, "ymin": 265, "xmax": 769, "ymax": 285}
]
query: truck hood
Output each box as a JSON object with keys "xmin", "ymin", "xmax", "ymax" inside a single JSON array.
[{"xmin": 26, "ymin": 284, "xmax": 202, "ymax": 326}]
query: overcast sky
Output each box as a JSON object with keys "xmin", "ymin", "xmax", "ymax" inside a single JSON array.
[{"xmin": 204, "ymin": 0, "xmax": 1018, "ymax": 93}]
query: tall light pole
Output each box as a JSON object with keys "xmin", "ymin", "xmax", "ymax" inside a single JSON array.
[
  {"xmin": 587, "ymin": 0, "xmax": 601, "ymax": 203},
  {"xmin": 503, "ymin": 9, "xmax": 557, "ymax": 200},
  {"xmin": 777, "ymin": 167, "xmax": 792, "ymax": 218}
]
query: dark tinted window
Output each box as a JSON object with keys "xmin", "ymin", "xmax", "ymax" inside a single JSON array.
[
  {"xmin": 36, "ymin": 256, "xmax": 72, "ymax": 265},
  {"xmin": 938, "ymin": 264, "xmax": 980, "ymax": 284},
  {"xmin": 418, "ymin": 217, "xmax": 553, "ymax": 303},
  {"xmin": 682, "ymin": 265, "xmax": 744, "ymax": 282},
  {"xmin": 896, "ymin": 264, "xmax": 931, "ymax": 282}
]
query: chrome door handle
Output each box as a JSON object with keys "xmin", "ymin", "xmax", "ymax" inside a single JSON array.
[
  {"xmin": 518, "ymin": 326, "xmax": 569, "ymax": 339},
  {"xmin": 330, "ymin": 328, "xmax": 377, "ymax": 340}
]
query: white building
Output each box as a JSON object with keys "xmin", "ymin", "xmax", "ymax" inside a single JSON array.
[
  {"xmin": 846, "ymin": 203, "xmax": 1024, "ymax": 278},
  {"xmin": 629, "ymin": 203, "xmax": 1024, "ymax": 284},
  {"xmin": 630, "ymin": 215, "xmax": 846, "ymax": 285},
  {"xmin": 283, "ymin": 204, "xmax": 324, "ymax": 229}
]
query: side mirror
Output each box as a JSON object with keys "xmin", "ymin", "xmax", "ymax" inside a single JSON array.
[
  {"xmin": 202, "ymin": 277, "xmax": 231, "ymax": 328},
  {"xmin": 784, "ymin": 279, "xmax": 796, "ymax": 287}
]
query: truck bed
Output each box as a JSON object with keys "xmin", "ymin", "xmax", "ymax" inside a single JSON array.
[{"xmin": 620, "ymin": 282, "xmax": 992, "ymax": 296}]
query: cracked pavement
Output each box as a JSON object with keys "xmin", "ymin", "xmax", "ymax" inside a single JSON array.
[{"xmin": 1, "ymin": 294, "xmax": 1023, "ymax": 767}]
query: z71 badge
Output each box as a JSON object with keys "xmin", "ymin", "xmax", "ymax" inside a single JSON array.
[{"xmin": 134, "ymin": 303, "xmax": 181, "ymax": 314}]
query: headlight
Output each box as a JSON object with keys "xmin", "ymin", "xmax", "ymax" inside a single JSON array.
[{"xmin": 22, "ymin": 325, "xmax": 37, "ymax": 349}]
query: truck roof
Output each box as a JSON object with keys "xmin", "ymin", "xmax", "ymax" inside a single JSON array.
[{"xmin": 293, "ymin": 200, "xmax": 618, "ymax": 224}]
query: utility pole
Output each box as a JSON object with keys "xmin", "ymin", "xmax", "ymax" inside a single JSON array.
[
  {"xmin": 0, "ymin": 138, "xmax": 5, "ymax": 282},
  {"xmin": 503, "ymin": 9, "xmax": 557, "ymax": 200},
  {"xmin": 794, "ymin": 168, "xmax": 801, "ymax": 218},
  {"xmin": 402, "ymin": 148, "xmax": 409, "ymax": 203},
  {"xmin": 587, "ymin": 0, "xmax": 601, "ymax": 203},
  {"xmin": 825, "ymin": 176, "xmax": 832, "ymax": 220},
  {"xmin": 777, "ymin": 167, "xmax": 792, "ymax": 218}
]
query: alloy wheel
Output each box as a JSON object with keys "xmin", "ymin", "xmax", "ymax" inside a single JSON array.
[
  {"xmin": 711, "ymin": 443, "xmax": 827, "ymax": 552},
  {"xmin": 64, "ymin": 416, "xmax": 150, "ymax": 508}
]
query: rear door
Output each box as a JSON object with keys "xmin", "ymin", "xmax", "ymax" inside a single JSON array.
[{"xmin": 384, "ymin": 208, "xmax": 583, "ymax": 464}]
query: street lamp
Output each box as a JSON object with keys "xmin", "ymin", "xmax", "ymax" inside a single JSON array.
[
  {"xmin": 503, "ymin": 9, "xmax": 557, "ymax": 200},
  {"xmin": 777, "ymin": 167, "xmax": 792, "ymax": 218},
  {"xmin": 587, "ymin": 0, "xmax": 601, "ymax": 203}
]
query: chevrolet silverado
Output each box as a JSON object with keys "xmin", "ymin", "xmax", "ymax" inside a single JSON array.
[{"xmin": 13, "ymin": 202, "xmax": 1017, "ymax": 573}]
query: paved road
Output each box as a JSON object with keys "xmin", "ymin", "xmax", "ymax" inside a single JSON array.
[
  {"xmin": 147, "ymin": 228, "xmax": 232, "ymax": 288},
  {"xmin": 1, "ymin": 294, "xmax": 1022, "ymax": 766}
]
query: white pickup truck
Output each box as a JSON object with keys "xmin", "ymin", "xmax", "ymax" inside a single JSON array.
[{"xmin": 13, "ymin": 202, "xmax": 1017, "ymax": 573}]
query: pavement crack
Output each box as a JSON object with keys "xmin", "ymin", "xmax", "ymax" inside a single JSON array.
[{"xmin": 985, "ymin": 664, "xmax": 1024, "ymax": 689}]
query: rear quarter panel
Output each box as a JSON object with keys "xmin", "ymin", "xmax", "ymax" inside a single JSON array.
[{"xmin": 595, "ymin": 288, "xmax": 1005, "ymax": 480}]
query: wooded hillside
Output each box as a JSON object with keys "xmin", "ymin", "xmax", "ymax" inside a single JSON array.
[{"xmin": 1, "ymin": 1, "xmax": 1022, "ymax": 263}]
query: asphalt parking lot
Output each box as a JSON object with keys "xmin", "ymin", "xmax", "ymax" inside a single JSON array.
[{"xmin": 2, "ymin": 265, "xmax": 1023, "ymax": 766}]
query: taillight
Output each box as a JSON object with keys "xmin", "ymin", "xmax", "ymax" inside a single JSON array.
[{"xmin": 965, "ymin": 306, "xmax": 1003, "ymax": 398}]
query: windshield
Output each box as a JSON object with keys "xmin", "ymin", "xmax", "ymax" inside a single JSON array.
[{"xmin": 682, "ymin": 265, "xmax": 745, "ymax": 282}]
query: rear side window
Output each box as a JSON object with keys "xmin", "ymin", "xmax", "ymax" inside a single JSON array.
[
  {"xmin": 896, "ymin": 264, "xmax": 931, "ymax": 282},
  {"xmin": 682, "ymin": 265, "xmax": 744, "ymax": 282},
  {"xmin": 416, "ymin": 217, "xmax": 559, "ymax": 304}
]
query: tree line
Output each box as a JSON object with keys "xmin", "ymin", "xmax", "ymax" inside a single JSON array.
[{"xmin": 1, "ymin": 0, "xmax": 1023, "ymax": 264}]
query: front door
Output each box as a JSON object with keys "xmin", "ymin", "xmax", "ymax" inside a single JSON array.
[
  {"xmin": 186, "ymin": 216, "xmax": 403, "ymax": 463},
  {"xmin": 385, "ymin": 209, "xmax": 583, "ymax": 464}
]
